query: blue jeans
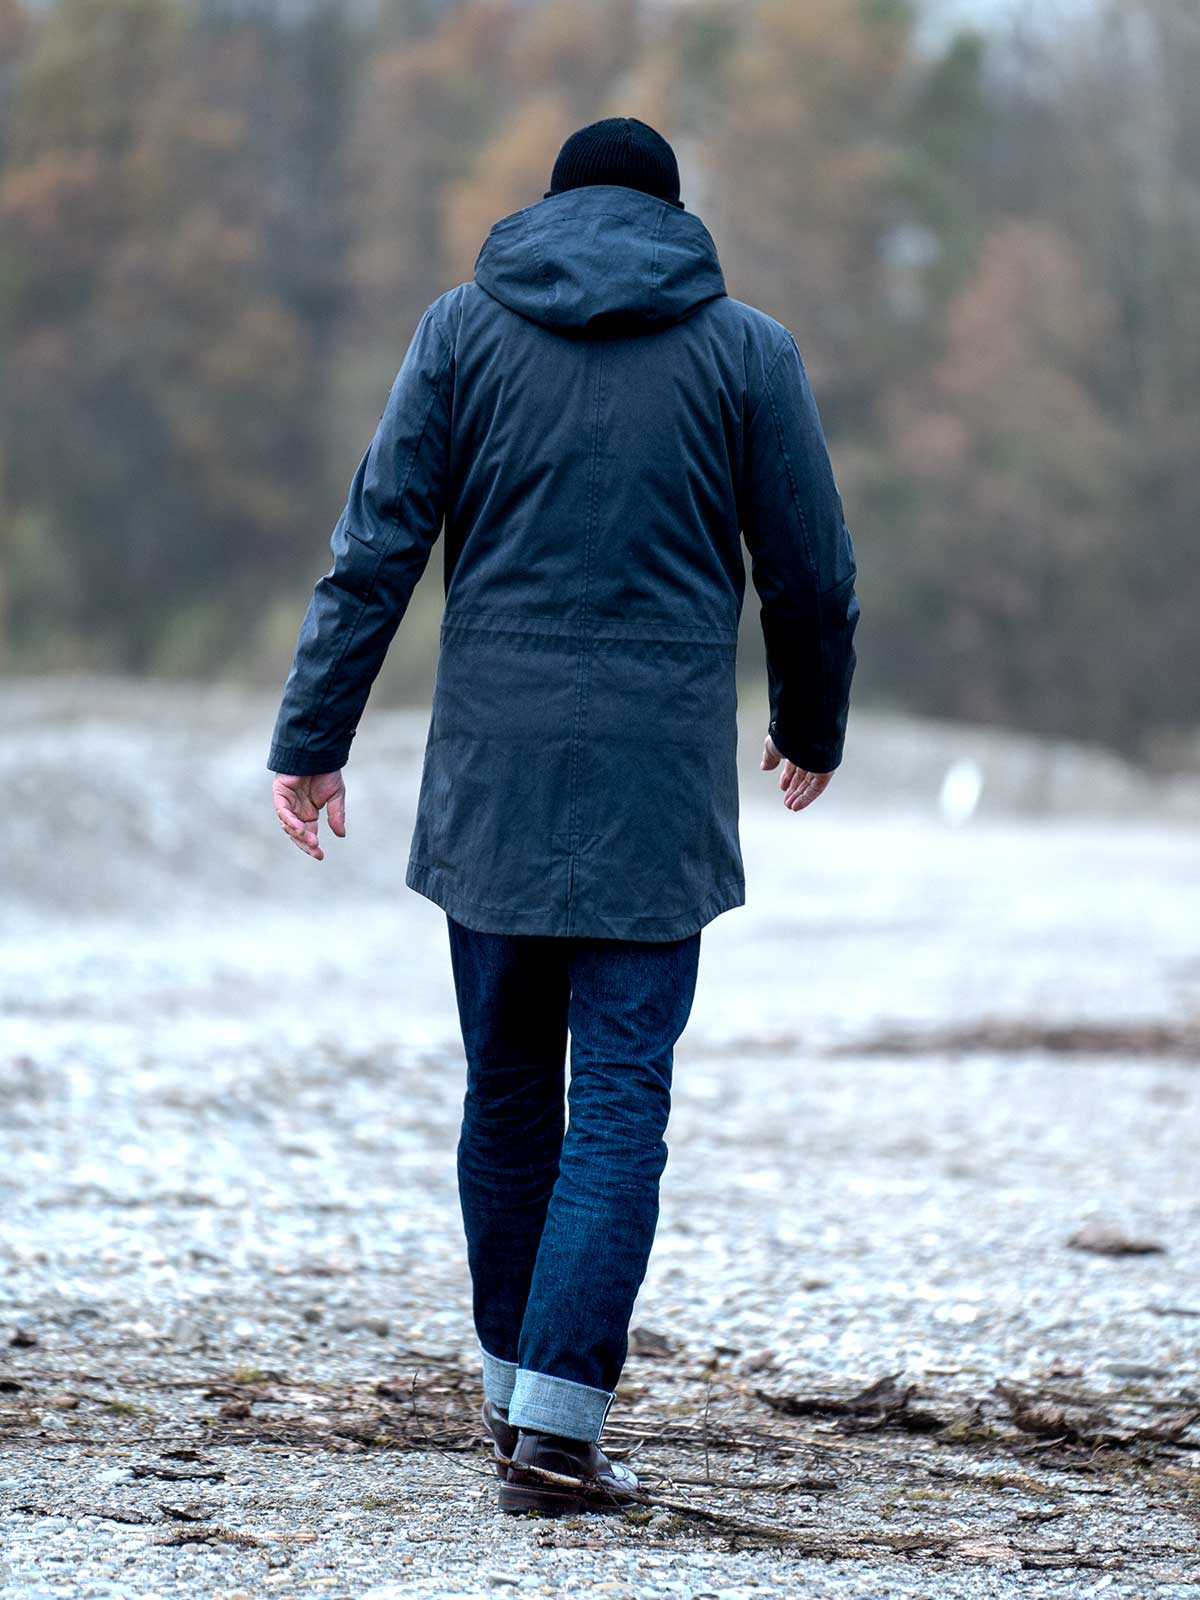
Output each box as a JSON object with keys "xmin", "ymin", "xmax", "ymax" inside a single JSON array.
[{"xmin": 445, "ymin": 913, "xmax": 701, "ymax": 1443}]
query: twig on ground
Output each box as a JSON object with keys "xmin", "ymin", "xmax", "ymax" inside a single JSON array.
[
  {"xmin": 492, "ymin": 1450, "xmax": 849, "ymax": 1545},
  {"xmin": 405, "ymin": 1368, "xmax": 495, "ymax": 1482}
]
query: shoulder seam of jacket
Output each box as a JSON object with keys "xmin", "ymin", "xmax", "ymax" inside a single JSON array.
[
  {"xmin": 648, "ymin": 204, "xmax": 668, "ymax": 322},
  {"xmin": 763, "ymin": 348, "xmax": 815, "ymax": 578},
  {"xmin": 293, "ymin": 331, "xmax": 455, "ymax": 758},
  {"xmin": 746, "ymin": 333, "xmax": 794, "ymax": 433},
  {"xmin": 426, "ymin": 295, "xmax": 457, "ymax": 359},
  {"xmin": 520, "ymin": 208, "xmax": 555, "ymax": 315}
]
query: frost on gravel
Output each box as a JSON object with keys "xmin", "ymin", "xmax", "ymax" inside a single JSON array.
[{"xmin": 2, "ymin": 678, "xmax": 1199, "ymax": 1598}]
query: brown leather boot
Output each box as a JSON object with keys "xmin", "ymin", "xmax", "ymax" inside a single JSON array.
[
  {"xmin": 497, "ymin": 1427, "xmax": 640, "ymax": 1515},
  {"xmin": 480, "ymin": 1397, "xmax": 519, "ymax": 1479}
]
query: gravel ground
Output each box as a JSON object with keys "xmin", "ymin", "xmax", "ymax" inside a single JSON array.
[{"xmin": 2, "ymin": 677, "xmax": 1199, "ymax": 1598}]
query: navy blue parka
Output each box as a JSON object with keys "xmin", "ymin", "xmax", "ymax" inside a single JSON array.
[{"xmin": 267, "ymin": 183, "xmax": 860, "ymax": 940}]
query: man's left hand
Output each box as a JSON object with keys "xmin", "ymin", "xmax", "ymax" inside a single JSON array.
[
  {"xmin": 272, "ymin": 771, "xmax": 346, "ymax": 861},
  {"xmin": 761, "ymin": 735, "xmax": 833, "ymax": 812}
]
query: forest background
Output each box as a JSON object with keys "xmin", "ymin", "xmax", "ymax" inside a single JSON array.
[{"xmin": 1, "ymin": 0, "xmax": 1196, "ymax": 769}]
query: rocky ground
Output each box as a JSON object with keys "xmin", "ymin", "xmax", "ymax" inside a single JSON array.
[{"xmin": 2, "ymin": 676, "xmax": 1199, "ymax": 1599}]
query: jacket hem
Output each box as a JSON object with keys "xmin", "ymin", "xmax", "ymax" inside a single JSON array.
[{"xmin": 405, "ymin": 858, "xmax": 744, "ymax": 941}]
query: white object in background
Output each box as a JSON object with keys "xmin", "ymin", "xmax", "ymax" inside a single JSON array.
[{"xmin": 938, "ymin": 758, "xmax": 984, "ymax": 826}]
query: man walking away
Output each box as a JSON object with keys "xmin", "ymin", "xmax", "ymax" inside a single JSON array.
[{"xmin": 267, "ymin": 116, "xmax": 860, "ymax": 1515}]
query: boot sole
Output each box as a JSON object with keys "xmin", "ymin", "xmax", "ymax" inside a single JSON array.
[
  {"xmin": 497, "ymin": 1477, "xmax": 638, "ymax": 1517},
  {"xmin": 498, "ymin": 1480, "xmax": 587, "ymax": 1516}
]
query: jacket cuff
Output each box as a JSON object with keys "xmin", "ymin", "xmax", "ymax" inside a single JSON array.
[
  {"xmin": 266, "ymin": 742, "xmax": 349, "ymax": 776},
  {"xmin": 767, "ymin": 721, "xmax": 842, "ymax": 774}
]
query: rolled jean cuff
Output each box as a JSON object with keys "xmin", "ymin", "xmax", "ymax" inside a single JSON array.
[
  {"xmin": 507, "ymin": 1367, "xmax": 616, "ymax": 1444},
  {"xmin": 480, "ymin": 1344, "xmax": 517, "ymax": 1408}
]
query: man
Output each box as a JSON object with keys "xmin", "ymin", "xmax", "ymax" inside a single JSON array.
[{"xmin": 268, "ymin": 117, "xmax": 859, "ymax": 1515}]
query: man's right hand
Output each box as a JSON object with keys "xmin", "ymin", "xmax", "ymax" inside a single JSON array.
[
  {"xmin": 272, "ymin": 770, "xmax": 346, "ymax": 861},
  {"xmin": 761, "ymin": 734, "xmax": 832, "ymax": 812}
]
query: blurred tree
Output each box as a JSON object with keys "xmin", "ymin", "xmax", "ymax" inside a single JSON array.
[
  {"xmin": 333, "ymin": 0, "xmax": 533, "ymax": 690},
  {"xmin": 877, "ymin": 219, "xmax": 1129, "ymax": 744},
  {"xmin": 706, "ymin": 0, "xmax": 913, "ymax": 418},
  {"xmin": 975, "ymin": 0, "xmax": 1200, "ymax": 755},
  {"xmin": 344, "ymin": 0, "xmax": 519, "ymax": 417},
  {"xmin": 443, "ymin": 90, "xmax": 575, "ymax": 283},
  {"xmin": 0, "ymin": 0, "xmax": 354, "ymax": 672},
  {"xmin": 0, "ymin": 0, "xmax": 1196, "ymax": 763},
  {"xmin": 0, "ymin": 0, "xmax": 37, "ymax": 655},
  {"xmin": 891, "ymin": 25, "xmax": 989, "ymax": 315},
  {"xmin": 442, "ymin": 0, "xmax": 642, "ymax": 277}
]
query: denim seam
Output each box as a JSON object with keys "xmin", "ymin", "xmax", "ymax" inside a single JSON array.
[
  {"xmin": 516, "ymin": 1369, "xmax": 616, "ymax": 1402},
  {"xmin": 508, "ymin": 1368, "xmax": 617, "ymax": 1442},
  {"xmin": 508, "ymin": 1397, "xmax": 615, "ymax": 1436},
  {"xmin": 480, "ymin": 1343, "xmax": 517, "ymax": 1406},
  {"xmin": 480, "ymin": 1343, "xmax": 517, "ymax": 1368}
]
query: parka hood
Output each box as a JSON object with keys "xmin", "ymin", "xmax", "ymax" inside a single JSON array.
[{"xmin": 473, "ymin": 183, "xmax": 727, "ymax": 335}]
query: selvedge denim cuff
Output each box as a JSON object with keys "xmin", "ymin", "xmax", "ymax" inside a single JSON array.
[
  {"xmin": 507, "ymin": 1367, "xmax": 617, "ymax": 1444},
  {"xmin": 480, "ymin": 1343, "xmax": 517, "ymax": 1408}
]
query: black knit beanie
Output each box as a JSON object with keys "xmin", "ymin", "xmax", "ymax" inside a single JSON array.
[{"xmin": 545, "ymin": 116, "xmax": 684, "ymax": 210}]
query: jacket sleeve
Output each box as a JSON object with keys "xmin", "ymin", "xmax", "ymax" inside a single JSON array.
[
  {"xmin": 740, "ymin": 331, "xmax": 860, "ymax": 773},
  {"xmin": 266, "ymin": 301, "xmax": 455, "ymax": 775}
]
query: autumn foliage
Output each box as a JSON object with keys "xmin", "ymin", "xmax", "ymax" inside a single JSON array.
[{"xmin": 0, "ymin": 0, "xmax": 1196, "ymax": 762}]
